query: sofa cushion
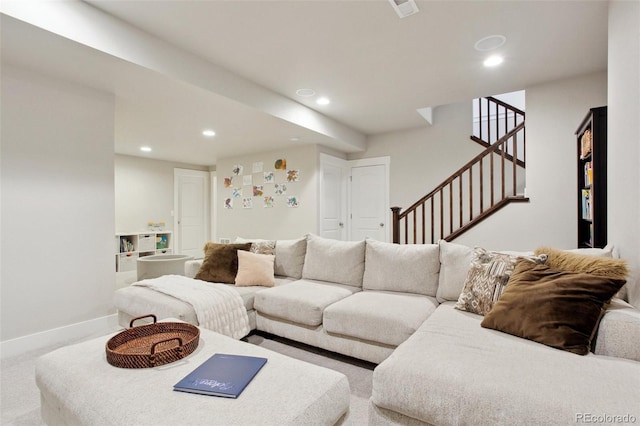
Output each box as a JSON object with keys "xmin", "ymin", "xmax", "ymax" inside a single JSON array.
[
  {"xmin": 372, "ymin": 303, "xmax": 640, "ymax": 426},
  {"xmin": 302, "ymin": 234, "xmax": 365, "ymax": 288},
  {"xmin": 481, "ymin": 259, "xmax": 627, "ymax": 355},
  {"xmin": 235, "ymin": 250, "xmax": 275, "ymax": 287},
  {"xmin": 323, "ymin": 291, "xmax": 438, "ymax": 347},
  {"xmin": 454, "ymin": 248, "xmax": 546, "ymax": 316},
  {"xmin": 362, "ymin": 239, "xmax": 440, "ymax": 296},
  {"xmin": 194, "ymin": 242, "xmax": 252, "ymax": 284},
  {"xmin": 253, "ymin": 279, "xmax": 359, "ymax": 327},
  {"xmin": 436, "ymin": 240, "xmax": 473, "ymax": 302},
  {"xmin": 594, "ymin": 298, "xmax": 640, "ymax": 362},
  {"xmin": 274, "ymin": 237, "xmax": 307, "ymax": 279}
]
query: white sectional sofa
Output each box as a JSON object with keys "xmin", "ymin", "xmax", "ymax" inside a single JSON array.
[{"xmin": 113, "ymin": 234, "xmax": 640, "ymax": 425}]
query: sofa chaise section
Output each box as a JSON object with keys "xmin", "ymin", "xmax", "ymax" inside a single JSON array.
[{"xmin": 370, "ymin": 302, "xmax": 640, "ymax": 425}]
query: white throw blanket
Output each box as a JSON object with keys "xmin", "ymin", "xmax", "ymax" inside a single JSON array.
[{"xmin": 132, "ymin": 275, "xmax": 250, "ymax": 339}]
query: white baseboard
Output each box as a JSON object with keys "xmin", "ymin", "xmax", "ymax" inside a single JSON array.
[{"xmin": 0, "ymin": 314, "xmax": 119, "ymax": 359}]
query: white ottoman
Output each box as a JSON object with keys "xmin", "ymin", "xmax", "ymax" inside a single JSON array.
[{"xmin": 36, "ymin": 324, "xmax": 351, "ymax": 425}]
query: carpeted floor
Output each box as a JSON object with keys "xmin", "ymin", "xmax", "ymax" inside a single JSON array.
[{"xmin": 0, "ymin": 330, "xmax": 375, "ymax": 425}]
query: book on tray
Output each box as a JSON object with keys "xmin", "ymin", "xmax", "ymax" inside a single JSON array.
[{"xmin": 174, "ymin": 353, "xmax": 267, "ymax": 398}]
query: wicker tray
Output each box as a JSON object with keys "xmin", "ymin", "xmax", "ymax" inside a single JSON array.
[{"xmin": 106, "ymin": 314, "xmax": 200, "ymax": 369}]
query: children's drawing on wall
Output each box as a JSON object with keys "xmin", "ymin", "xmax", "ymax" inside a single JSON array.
[
  {"xmin": 253, "ymin": 185, "xmax": 264, "ymax": 197},
  {"xmin": 252, "ymin": 162, "xmax": 264, "ymax": 174},
  {"xmin": 224, "ymin": 198, "xmax": 233, "ymax": 209},
  {"xmin": 264, "ymin": 171, "xmax": 275, "ymax": 184},
  {"xmin": 274, "ymin": 159, "xmax": 287, "ymax": 170},
  {"xmin": 286, "ymin": 170, "xmax": 300, "ymax": 182},
  {"xmin": 232, "ymin": 187, "xmax": 242, "ymax": 198},
  {"xmin": 232, "ymin": 164, "xmax": 244, "ymax": 176},
  {"xmin": 243, "ymin": 175, "xmax": 253, "ymax": 186},
  {"xmin": 286, "ymin": 196, "xmax": 299, "ymax": 208},
  {"xmin": 264, "ymin": 196, "xmax": 274, "ymax": 208},
  {"xmin": 242, "ymin": 197, "xmax": 253, "ymax": 209},
  {"xmin": 274, "ymin": 183, "xmax": 287, "ymax": 196},
  {"xmin": 224, "ymin": 177, "xmax": 233, "ymax": 188}
]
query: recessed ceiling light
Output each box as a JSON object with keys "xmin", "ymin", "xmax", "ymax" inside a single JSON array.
[
  {"xmin": 140, "ymin": 146, "xmax": 152, "ymax": 152},
  {"xmin": 483, "ymin": 55, "xmax": 504, "ymax": 67},
  {"xmin": 296, "ymin": 88, "xmax": 316, "ymax": 97},
  {"xmin": 202, "ymin": 129, "xmax": 216, "ymax": 137},
  {"xmin": 316, "ymin": 97, "xmax": 331, "ymax": 105},
  {"xmin": 474, "ymin": 35, "xmax": 506, "ymax": 52}
]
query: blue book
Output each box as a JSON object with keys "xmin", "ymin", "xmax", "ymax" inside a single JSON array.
[{"xmin": 173, "ymin": 353, "xmax": 267, "ymax": 398}]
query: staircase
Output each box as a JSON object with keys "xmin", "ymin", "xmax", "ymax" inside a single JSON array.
[{"xmin": 391, "ymin": 96, "xmax": 528, "ymax": 244}]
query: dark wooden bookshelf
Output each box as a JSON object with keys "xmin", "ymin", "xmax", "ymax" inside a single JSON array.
[{"xmin": 576, "ymin": 106, "xmax": 607, "ymax": 248}]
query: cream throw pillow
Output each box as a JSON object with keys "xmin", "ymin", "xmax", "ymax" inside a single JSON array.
[{"xmin": 235, "ymin": 250, "xmax": 275, "ymax": 287}]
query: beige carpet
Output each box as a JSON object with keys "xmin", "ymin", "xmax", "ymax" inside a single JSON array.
[{"xmin": 1, "ymin": 330, "xmax": 375, "ymax": 425}]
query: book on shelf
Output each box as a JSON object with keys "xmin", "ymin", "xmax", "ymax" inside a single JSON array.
[
  {"xmin": 174, "ymin": 353, "xmax": 267, "ymax": 398},
  {"xmin": 584, "ymin": 162, "xmax": 593, "ymax": 186},
  {"xmin": 581, "ymin": 189, "xmax": 592, "ymax": 220}
]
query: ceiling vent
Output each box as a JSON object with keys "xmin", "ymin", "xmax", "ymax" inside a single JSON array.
[{"xmin": 389, "ymin": 0, "xmax": 419, "ymax": 18}]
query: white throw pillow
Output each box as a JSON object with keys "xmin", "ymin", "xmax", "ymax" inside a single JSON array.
[
  {"xmin": 235, "ymin": 250, "xmax": 275, "ymax": 287},
  {"xmin": 363, "ymin": 239, "xmax": 440, "ymax": 296},
  {"xmin": 302, "ymin": 234, "xmax": 365, "ymax": 287}
]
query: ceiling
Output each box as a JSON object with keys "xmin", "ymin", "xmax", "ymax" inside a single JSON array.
[{"xmin": 1, "ymin": 0, "xmax": 608, "ymax": 166}]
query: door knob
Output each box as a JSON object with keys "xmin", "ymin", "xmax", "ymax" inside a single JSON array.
[
  {"xmin": 339, "ymin": 222, "xmax": 344, "ymax": 227},
  {"xmin": 379, "ymin": 223, "xmax": 385, "ymax": 227}
]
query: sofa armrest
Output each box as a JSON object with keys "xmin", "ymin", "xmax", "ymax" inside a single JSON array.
[
  {"xmin": 594, "ymin": 298, "xmax": 640, "ymax": 362},
  {"xmin": 185, "ymin": 259, "xmax": 203, "ymax": 278}
]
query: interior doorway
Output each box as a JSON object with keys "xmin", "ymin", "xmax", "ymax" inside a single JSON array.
[
  {"xmin": 174, "ymin": 168, "xmax": 210, "ymax": 258},
  {"xmin": 319, "ymin": 154, "xmax": 390, "ymax": 242}
]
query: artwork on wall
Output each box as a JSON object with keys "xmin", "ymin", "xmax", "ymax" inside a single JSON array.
[
  {"xmin": 274, "ymin": 183, "xmax": 287, "ymax": 196},
  {"xmin": 223, "ymin": 156, "xmax": 301, "ymax": 214},
  {"xmin": 252, "ymin": 162, "xmax": 264, "ymax": 173},
  {"xmin": 286, "ymin": 170, "xmax": 300, "ymax": 182},
  {"xmin": 274, "ymin": 159, "xmax": 287, "ymax": 170},
  {"xmin": 286, "ymin": 196, "xmax": 299, "ymax": 208}
]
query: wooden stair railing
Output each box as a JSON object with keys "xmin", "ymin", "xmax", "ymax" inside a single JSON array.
[
  {"xmin": 472, "ymin": 96, "xmax": 526, "ymax": 167},
  {"xmin": 392, "ymin": 121, "xmax": 527, "ymax": 244}
]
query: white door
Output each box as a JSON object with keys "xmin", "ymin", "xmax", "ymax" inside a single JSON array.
[
  {"xmin": 350, "ymin": 160, "xmax": 389, "ymax": 242},
  {"xmin": 319, "ymin": 154, "xmax": 348, "ymax": 240},
  {"xmin": 174, "ymin": 169, "xmax": 210, "ymax": 258}
]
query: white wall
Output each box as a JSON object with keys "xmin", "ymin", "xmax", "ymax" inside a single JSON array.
[
  {"xmin": 1, "ymin": 66, "xmax": 115, "ymax": 341},
  {"xmin": 349, "ymin": 101, "xmax": 481, "ymax": 215},
  {"xmin": 216, "ymin": 144, "xmax": 319, "ymax": 241},
  {"xmin": 608, "ymin": 0, "xmax": 640, "ymax": 308},
  {"xmin": 114, "ymin": 154, "xmax": 208, "ymax": 233}
]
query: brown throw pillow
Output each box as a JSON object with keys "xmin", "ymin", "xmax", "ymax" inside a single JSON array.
[
  {"xmin": 481, "ymin": 259, "xmax": 627, "ymax": 355},
  {"xmin": 194, "ymin": 242, "xmax": 252, "ymax": 284},
  {"xmin": 534, "ymin": 246, "xmax": 628, "ymax": 279}
]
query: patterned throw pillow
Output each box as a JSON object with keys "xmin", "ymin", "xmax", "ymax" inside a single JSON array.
[
  {"xmin": 454, "ymin": 247, "xmax": 546, "ymax": 315},
  {"xmin": 250, "ymin": 240, "xmax": 276, "ymax": 255}
]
